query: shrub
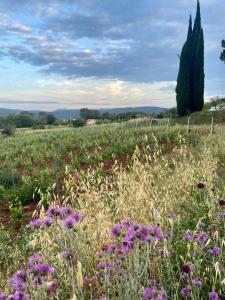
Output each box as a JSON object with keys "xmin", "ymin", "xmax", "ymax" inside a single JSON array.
[
  {"xmin": 72, "ymin": 118, "xmax": 86, "ymax": 128},
  {"xmin": 1, "ymin": 126, "xmax": 15, "ymax": 136}
]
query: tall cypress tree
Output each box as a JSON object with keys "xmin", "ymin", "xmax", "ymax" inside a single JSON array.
[
  {"xmin": 221, "ymin": 40, "xmax": 225, "ymax": 63},
  {"xmin": 176, "ymin": 0, "xmax": 205, "ymax": 116},
  {"xmin": 176, "ymin": 16, "xmax": 193, "ymax": 116},
  {"xmin": 190, "ymin": 0, "xmax": 205, "ymax": 111}
]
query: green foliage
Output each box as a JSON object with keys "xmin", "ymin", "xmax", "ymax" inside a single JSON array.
[
  {"xmin": 2, "ymin": 126, "xmax": 15, "ymax": 136},
  {"xmin": 0, "ymin": 111, "xmax": 58, "ymax": 129},
  {"xmin": 46, "ymin": 114, "xmax": 57, "ymax": 125},
  {"xmin": 72, "ymin": 118, "xmax": 86, "ymax": 127},
  {"xmin": 176, "ymin": 1, "xmax": 204, "ymax": 116},
  {"xmin": 176, "ymin": 15, "xmax": 193, "ymax": 116},
  {"xmin": 0, "ymin": 169, "xmax": 21, "ymax": 187},
  {"xmin": 80, "ymin": 108, "xmax": 101, "ymax": 120}
]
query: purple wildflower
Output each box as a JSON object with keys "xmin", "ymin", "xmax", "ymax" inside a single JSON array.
[
  {"xmin": 183, "ymin": 230, "xmax": 194, "ymax": 241},
  {"xmin": 142, "ymin": 288, "xmax": 154, "ymax": 299},
  {"xmin": 110, "ymin": 223, "xmax": 122, "ymax": 238},
  {"xmin": 7, "ymin": 269, "xmax": 26, "ymax": 292},
  {"xmin": 120, "ymin": 241, "xmax": 132, "ymax": 253},
  {"xmin": 31, "ymin": 263, "xmax": 55, "ymax": 275},
  {"xmin": 192, "ymin": 278, "xmax": 202, "ymax": 286},
  {"xmin": 181, "ymin": 264, "xmax": 191, "ymax": 274},
  {"xmin": 209, "ymin": 291, "xmax": 219, "ymax": 300},
  {"xmin": 149, "ymin": 279, "xmax": 157, "ymax": 287},
  {"xmin": 196, "ymin": 232, "xmax": 208, "ymax": 242},
  {"xmin": 28, "ymin": 253, "xmax": 42, "ymax": 268},
  {"xmin": 97, "ymin": 261, "xmax": 105, "ymax": 269},
  {"xmin": 63, "ymin": 217, "xmax": 76, "ymax": 229},
  {"xmin": 154, "ymin": 296, "xmax": 168, "ymax": 300},
  {"xmin": 218, "ymin": 199, "xmax": 225, "ymax": 206},
  {"xmin": 197, "ymin": 181, "xmax": 206, "ymax": 189},
  {"xmin": 208, "ymin": 247, "xmax": 221, "ymax": 256},
  {"xmin": 29, "ymin": 218, "xmax": 41, "ymax": 228},
  {"xmin": 42, "ymin": 217, "xmax": 52, "ymax": 227},
  {"xmin": 0, "ymin": 293, "xmax": 6, "ymax": 300},
  {"xmin": 180, "ymin": 286, "xmax": 191, "ymax": 297}
]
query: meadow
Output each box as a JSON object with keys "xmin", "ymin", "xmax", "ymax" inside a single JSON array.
[{"xmin": 0, "ymin": 120, "xmax": 225, "ymax": 299}]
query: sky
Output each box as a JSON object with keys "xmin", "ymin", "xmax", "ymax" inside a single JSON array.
[{"xmin": 0, "ymin": 0, "xmax": 224, "ymax": 111}]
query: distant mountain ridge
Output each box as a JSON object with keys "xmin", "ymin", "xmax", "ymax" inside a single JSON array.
[{"xmin": 0, "ymin": 106, "xmax": 166, "ymax": 119}]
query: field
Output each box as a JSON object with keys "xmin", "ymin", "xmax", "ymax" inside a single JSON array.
[{"xmin": 0, "ymin": 120, "xmax": 225, "ymax": 299}]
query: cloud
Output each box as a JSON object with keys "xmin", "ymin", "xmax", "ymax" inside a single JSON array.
[{"xmin": 0, "ymin": 0, "xmax": 224, "ymax": 109}]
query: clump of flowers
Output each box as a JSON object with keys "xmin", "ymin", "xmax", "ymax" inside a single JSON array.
[
  {"xmin": 142, "ymin": 280, "xmax": 168, "ymax": 299},
  {"xmin": 84, "ymin": 219, "xmax": 170, "ymax": 298},
  {"xmin": 29, "ymin": 204, "xmax": 83, "ymax": 229},
  {"xmin": 0, "ymin": 253, "xmax": 58, "ymax": 299}
]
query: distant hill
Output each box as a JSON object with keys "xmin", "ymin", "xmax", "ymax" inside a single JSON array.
[{"xmin": 0, "ymin": 106, "xmax": 166, "ymax": 119}]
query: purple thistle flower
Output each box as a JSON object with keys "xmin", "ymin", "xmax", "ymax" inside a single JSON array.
[
  {"xmin": 208, "ymin": 246, "xmax": 221, "ymax": 256},
  {"xmin": 142, "ymin": 288, "xmax": 154, "ymax": 299},
  {"xmin": 63, "ymin": 217, "xmax": 76, "ymax": 229},
  {"xmin": 197, "ymin": 181, "xmax": 206, "ymax": 189},
  {"xmin": 14, "ymin": 291, "xmax": 27, "ymax": 300},
  {"xmin": 183, "ymin": 230, "xmax": 194, "ymax": 241},
  {"xmin": 181, "ymin": 264, "xmax": 192, "ymax": 274},
  {"xmin": 196, "ymin": 232, "xmax": 208, "ymax": 242},
  {"xmin": 121, "ymin": 241, "xmax": 132, "ymax": 253},
  {"xmin": 42, "ymin": 217, "xmax": 52, "ymax": 227},
  {"xmin": 7, "ymin": 269, "xmax": 26, "ymax": 292},
  {"xmin": 0, "ymin": 293, "xmax": 6, "ymax": 300},
  {"xmin": 31, "ymin": 263, "xmax": 55, "ymax": 275},
  {"xmin": 110, "ymin": 223, "xmax": 122, "ymax": 238},
  {"xmin": 192, "ymin": 278, "xmax": 202, "ymax": 286},
  {"xmin": 29, "ymin": 218, "xmax": 41, "ymax": 228},
  {"xmin": 180, "ymin": 286, "xmax": 191, "ymax": 297},
  {"xmin": 71, "ymin": 212, "xmax": 83, "ymax": 222},
  {"xmin": 218, "ymin": 199, "xmax": 225, "ymax": 206},
  {"xmin": 97, "ymin": 261, "xmax": 105, "ymax": 269},
  {"xmin": 209, "ymin": 291, "xmax": 219, "ymax": 300},
  {"xmin": 154, "ymin": 296, "xmax": 168, "ymax": 300},
  {"xmin": 28, "ymin": 253, "xmax": 42, "ymax": 268},
  {"xmin": 149, "ymin": 279, "xmax": 157, "ymax": 287}
]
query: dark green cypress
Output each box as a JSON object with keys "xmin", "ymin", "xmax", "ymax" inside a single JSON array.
[
  {"xmin": 176, "ymin": 16, "xmax": 193, "ymax": 116},
  {"xmin": 190, "ymin": 0, "xmax": 205, "ymax": 111},
  {"xmin": 221, "ymin": 40, "xmax": 225, "ymax": 63},
  {"xmin": 176, "ymin": 1, "xmax": 205, "ymax": 116}
]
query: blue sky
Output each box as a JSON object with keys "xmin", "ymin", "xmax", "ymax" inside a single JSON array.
[{"xmin": 0, "ymin": 0, "xmax": 224, "ymax": 110}]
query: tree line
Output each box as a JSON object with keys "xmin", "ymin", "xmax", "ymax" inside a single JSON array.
[{"xmin": 0, "ymin": 111, "xmax": 57, "ymax": 130}]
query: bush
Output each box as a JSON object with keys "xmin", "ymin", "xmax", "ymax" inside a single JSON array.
[
  {"xmin": 1, "ymin": 127, "xmax": 15, "ymax": 136},
  {"xmin": 72, "ymin": 118, "xmax": 86, "ymax": 128}
]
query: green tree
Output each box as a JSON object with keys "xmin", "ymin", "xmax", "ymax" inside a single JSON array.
[
  {"xmin": 176, "ymin": 0, "xmax": 204, "ymax": 116},
  {"xmin": 190, "ymin": 1, "xmax": 205, "ymax": 111},
  {"xmin": 176, "ymin": 15, "xmax": 193, "ymax": 116},
  {"xmin": 221, "ymin": 40, "xmax": 225, "ymax": 62},
  {"xmin": 46, "ymin": 114, "xmax": 56, "ymax": 125}
]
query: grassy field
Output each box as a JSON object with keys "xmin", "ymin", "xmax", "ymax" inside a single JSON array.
[
  {"xmin": 0, "ymin": 119, "xmax": 202, "ymax": 219},
  {"xmin": 0, "ymin": 121, "xmax": 225, "ymax": 299}
]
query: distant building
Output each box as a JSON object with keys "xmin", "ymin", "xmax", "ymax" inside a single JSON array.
[
  {"xmin": 209, "ymin": 105, "xmax": 225, "ymax": 112},
  {"xmin": 86, "ymin": 119, "xmax": 97, "ymax": 125}
]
